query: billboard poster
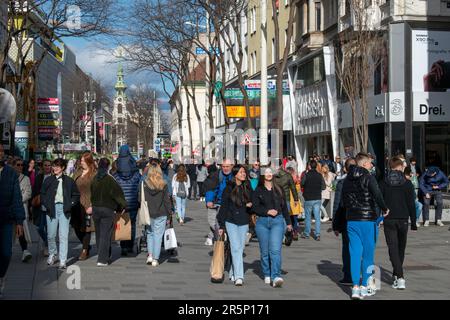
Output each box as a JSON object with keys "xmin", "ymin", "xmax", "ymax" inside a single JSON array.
[
  {"xmin": 412, "ymin": 30, "xmax": 450, "ymax": 121},
  {"xmin": 14, "ymin": 121, "xmax": 28, "ymax": 159},
  {"xmin": 37, "ymin": 98, "xmax": 60, "ymax": 140}
]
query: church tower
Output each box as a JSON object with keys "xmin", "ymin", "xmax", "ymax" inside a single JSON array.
[{"xmin": 113, "ymin": 63, "xmax": 127, "ymax": 153}]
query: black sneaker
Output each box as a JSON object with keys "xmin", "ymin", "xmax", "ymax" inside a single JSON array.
[{"xmin": 121, "ymin": 248, "xmax": 128, "ymax": 256}]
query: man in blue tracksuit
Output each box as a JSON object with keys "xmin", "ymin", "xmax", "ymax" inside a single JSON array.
[
  {"xmin": 342, "ymin": 153, "xmax": 389, "ymax": 300},
  {"xmin": 113, "ymin": 145, "xmax": 142, "ymax": 256},
  {"xmin": 203, "ymin": 159, "xmax": 234, "ymax": 245}
]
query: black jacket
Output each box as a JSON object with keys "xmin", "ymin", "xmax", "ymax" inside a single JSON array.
[
  {"xmin": 142, "ymin": 183, "xmax": 172, "ymax": 219},
  {"xmin": 332, "ymin": 177, "xmax": 347, "ymax": 233},
  {"xmin": 0, "ymin": 165, "xmax": 25, "ymax": 225},
  {"xmin": 301, "ymin": 170, "xmax": 325, "ymax": 201},
  {"xmin": 342, "ymin": 166, "xmax": 387, "ymax": 221},
  {"xmin": 380, "ymin": 170, "xmax": 417, "ymax": 228},
  {"xmin": 41, "ymin": 175, "xmax": 80, "ymax": 219},
  {"xmin": 217, "ymin": 182, "xmax": 252, "ymax": 228},
  {"xmin": 251, "ymin": 185, "xmax": 290, "ymax": 225}
]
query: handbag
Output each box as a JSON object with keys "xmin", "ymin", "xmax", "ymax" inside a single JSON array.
[
  {"xmin": 164, "ymin": 215, "xmax": 178, "ymax": 250},
  {"xmin": 31, "ymin": 195, "xmax": 40, "ymax": 208},
  {"xmin": 210, "ymin": 235, "xmax": 225, "ymax": 283},
  {"xmin": 113, "ymin": 212, "xmax": 132, "ymax": 241},
  {"xmin": 138, "ymin": 182, "xmax": 151, "ymax": 226}
]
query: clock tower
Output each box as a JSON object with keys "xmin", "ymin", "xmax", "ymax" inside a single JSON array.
[{"xmin": 113, "ymin": 63, "xmax": 128, "ymax": 153}]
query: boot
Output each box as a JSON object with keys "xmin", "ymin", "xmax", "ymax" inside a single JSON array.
[{"xmin": 79, "ymin": 249, "xmax": 89, "ymax": 261}]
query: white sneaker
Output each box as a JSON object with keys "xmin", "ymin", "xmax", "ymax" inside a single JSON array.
[
  {"xmin": 264, "ymin": 277, "xmax": 271, "ymax": 285},
  {"xmin": 351, "ymin": 286, "xmax": 361, "ymax": 300},
  {"xmin": 424, "ymin": 220, "xmax": 429, "ymax": 227},
  {"xmin": 436, "ymin": 220, "xmax": 444, "ymax": 227},
  {"xmin": 0, "ymin": 277, "xmax": 5, "ymax": 298},
  {"xmin": 47, "ymin": 255, "xmax": 57, "ymax": 266},
  {"xmin": 152, "ymin": 260, "xmax": 159, "ymax": 267},
  {"xmin": 416, "ymin": 222, "xmax": 420, "ymax": 228},
  {"xmin": 245, "ymin": 232, "xmax": 252, "ymax": 246},
  {"xmin": 272, "ymin": 277, "xmax": 284, "ymax": 288},
  {"xmin": 235, "ymin": 279, "xmax": 243, "ymax": 286},
  {"xmin": 397, "ymin": 278, "xmax": 406, "ymax": 290},
  {"xmin": 22, "ymin": 250, "xmax": 32, "ymax": 263},
  {"xmin": 321, "ymin": 216, "xmax": 330, "ymax": 222},
  {"xmin": 97, "ymin": 262, "xmax": 108, "ymax": 267},
  {"xmin": 204, "ymin": 238, "xmax": 213, "ymax": 246},
  {"xmin": 58, "ymin": 262, "xmax": 67, "ymax": 270},
  {"xmin": 146, "ymin": 255, "xmax": 153, "ymax": 265}
]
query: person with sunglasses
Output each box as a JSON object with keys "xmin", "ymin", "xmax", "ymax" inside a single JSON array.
[{"xmin": 12, "ymin": 158, "xmax": 33, "ymax": 262}]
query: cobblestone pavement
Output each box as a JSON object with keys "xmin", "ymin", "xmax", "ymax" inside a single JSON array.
[{"xmin": 3, "ymin": 200, "xmax": 450, "ymax": 300}]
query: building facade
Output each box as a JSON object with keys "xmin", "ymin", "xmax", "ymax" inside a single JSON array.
[{"xmin": 112, "ymin": 64, "xmax": 128, "ymax": 154}]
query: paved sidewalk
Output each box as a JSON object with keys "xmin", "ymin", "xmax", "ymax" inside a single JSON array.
[{"xmin": 3, "ymin": 200, "xmax": 450, "ymax": 300}]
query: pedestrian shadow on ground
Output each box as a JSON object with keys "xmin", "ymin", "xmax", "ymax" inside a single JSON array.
[
  {"xmin": 245, "ymin": 260, "xmax": 288, "ymax": 280},
  {"xmin": 317, "ymin": 260, "xmax": 351, "ymax": 296}
]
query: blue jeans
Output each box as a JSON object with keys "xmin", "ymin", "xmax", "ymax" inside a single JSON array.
[
  {"xmin": 225, "ymin": 222, "xmax": 248, "ymax": 281},
  {"xmin": 175, "ymin": 197, "xmax": 187, "ymax": 220},
  {"xmin": 415, "ymin": 200, "xmax": 423, "ymax": 222},
  {"xmin": 0, "ymin": 223, "xmax": 13, "ymax": 278},
  {"xmin": 303, "ymin": 200, "xmax": 322, "ymax": 237},
  {"xmin": 121, "ymin": 210, "xmax": 138, "ymax": 250},
  {"xmin": 146, "ymin": 216, "xmax": 167, "ymax": 260},
  {"xmin": 47, "ymin": 204, "xmax": 71, "ymax": 264},
  {"xmin": 255, "ymin": 215, "xmax": 286, "ymax": 280},
  {"xmin": 347, "ymin": 221, "xmax": 378, "ymax": 287}
]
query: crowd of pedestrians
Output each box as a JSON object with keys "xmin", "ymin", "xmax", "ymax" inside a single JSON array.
[{"xmin": 0, "ymin": 145, "xmax": 449, "ymax": 299}]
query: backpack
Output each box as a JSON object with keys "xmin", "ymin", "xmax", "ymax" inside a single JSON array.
[{"xmin": 176, "ymin": 180, "xmax": 187, "ymax": 199}]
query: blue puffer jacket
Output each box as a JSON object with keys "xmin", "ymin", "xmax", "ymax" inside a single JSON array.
[
  {"xmin": 205, "ymin": 171, "xmax": 233, "ymax": 206},
  {"xmin": 419, "ymin": 166, "xmax": 449, "ymax": 194},
  {"xmin": 0, "ymin": 165, "xmax": 25, "ymax": 225},
  {"xmin": 113, "ymin": 171, "xmax": 142, "ymax": 211}
]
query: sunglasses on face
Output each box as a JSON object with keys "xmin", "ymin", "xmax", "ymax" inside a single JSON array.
[{"xmin": 16, "ymin": 163, "xmax": 24, "ymax": 167}]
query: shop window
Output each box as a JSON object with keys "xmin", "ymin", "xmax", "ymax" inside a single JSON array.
[
  {"xmin": 374, "ymin": 62, "xmax": 381, "ymax": 95},
  {"xmin": 297, "ymin": 55, "xmax": 325, "ymax": 88}
]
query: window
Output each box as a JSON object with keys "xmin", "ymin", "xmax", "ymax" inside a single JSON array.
[
  {"xmin": 252, "ymin": 7, "xmax": 257, "ymax": 34},
  {"xmin": 315, "ymin": 2, "xmax": 321, "ymax": 31},
  {"xmin": 250, "ymin": 53, "xmax": 253, "ymax": 74},
  {"xmin": 118, "ymin": 118, "xmax": 123, "ymax": 124},
  {"xmin": 118, "ymin": 104, "xmax": 122, "ymax": 114},
  {"xmin": 285, "ymin": 29, "xmax": 288, "ymax": 48},
  {"xmin": 374, "ymin": 61, "xmax": 381, "ymax": 95},
  {"xmin": 297, "ymin": 55, "xmax": 325, "ymax": 87}
]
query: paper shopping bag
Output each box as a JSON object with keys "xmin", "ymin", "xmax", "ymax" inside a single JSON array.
[
  {"xmin": 113, "ymin": 212, "xmax": 132, "ymax": 241},
  {"xmin": 210, "ymin": 238, "xmax": 225, "ymax": 283}
]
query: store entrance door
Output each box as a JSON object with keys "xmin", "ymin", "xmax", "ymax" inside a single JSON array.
[{"xmin": 425, "ymin": 124, "xmax": 450, "ymax": 175}]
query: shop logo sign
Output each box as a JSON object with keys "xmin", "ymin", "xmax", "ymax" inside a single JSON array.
[
  {"xmin": 390, "ymin": 99, "xmax": 403, "ymax": 116},
  {"xmin": 375, "ymin": 105, "xmax": 385, "ymax": 118},
  {"xmin": 420, "ymin": 104, "xmax": 445, "ymax": 116}
]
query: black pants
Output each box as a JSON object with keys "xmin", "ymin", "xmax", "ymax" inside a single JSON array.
[
  {"xmin": 93, "ymin": 207, "xmax": 115, "ymax": 264},
  {"xmin": 341, "ymin": 228, "xmax": 351, "ymax": 281},
  {"xmin": 19, "ymin": 235, "xmax": 27, "ymax": 251},
  {"xmin": 189, "ymin": 180, "xmax": 198, "ymax": 199},
  {"xmin": 384, "ymin": 219, "xmax": 408, "ymax": 278},
  {"xmin": 198, "ymin": 182, "xmax": 205, "ymax": 197}
]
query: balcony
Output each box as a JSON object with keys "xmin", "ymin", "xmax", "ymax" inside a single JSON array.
[
  {"xmin": 300, "ymin": 31, "xmax": 325, "ymax": 51},
  {"xmin": 380, "ymin": 2, "xmax": 391, "ymax": 24}
]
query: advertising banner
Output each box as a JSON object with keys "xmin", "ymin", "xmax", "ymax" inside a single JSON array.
[
  {"xmin": 38, "ymin": 98, "xmax": 59, "ymax": 105},
  {"xmin": 412, "ymin": 30, "xmax": 450, "ymax": 122},
  {"xmin": 37, "ymin": 98, "xmax": 60, "ymax": 140}
]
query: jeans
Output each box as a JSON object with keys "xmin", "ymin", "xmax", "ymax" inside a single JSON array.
[
  {"xmin": 175, "ymin": 197, "xmax": 187, "ymax": 220},
  {"xmin": 415, "ymin": 200, "xmax": 423, "ymax": 222},
  {"xmin": 384, "ymin": 219, "xmax": 408, "ymax": 278},
  {"xmin": 0, "ymin": 223, "xmax": 13, "ymax": 278},
  {"xmin": 93, "ymin": 207, "xmax": 115, "ymax": 264},
  {"xmin": 423, "ymin": 191, "xmax": 443, "ymax": 222},
  {"xmin": 347, "ymin": 221, "xmax": 378, "ymax": 287},
  {"xmin": 121, "ymin": 209, "xmax": 137, "ymax": 251},
  {"xmin": 225, "ymin": 222, "xmax": 248, "ymax": 281},
  {"xmin": 146, "ymin": 216, "xmax": 167, "ymax": 260},
  {"xmin": 255, "ymin": 215, "xmax": 286, "ymax": 281},
  {"xmin": 207, "ymin": 207, "xmax": 219, "ymax": 241},
  {"xmin": 303, "ymin": 200, "xmax": 322, "ymax": 237},
  {"xmin": 47, "ymin": 204, "xmax": 71, "ymax": 264}
]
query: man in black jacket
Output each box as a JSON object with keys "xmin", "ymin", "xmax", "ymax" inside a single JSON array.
[
  {"xmin": 300, "ymin": 160, "xmax": 325, "ymax": 241},
  {"xmin": 342, "ymin": 152, "xmax": 389, "ymax": 300},
  {"xmin": 0, "ymin": 144, "xmax": 25, "ymax": 298},
  {"xmin": 332, "ymin": 157, "xmax": 356, "ymax": 286},
  {"xmin": 380, "ymin": 157, "xmax": 417, "ymax": 290}
]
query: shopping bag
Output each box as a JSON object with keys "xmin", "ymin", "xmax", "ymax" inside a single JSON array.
[
  {"xmin": 289, "ymin": 190, "xmax": 303, "ymax": 215},
  {"xmin": 164, "ymin": 227, "xmax": 178, "ymax": 250},
  {"xmin": 138, "ymin": 182, "xmax": 151, "ymax": 226},
  {"xmin": 210, "ymin": 236, "xmax": 225, "ymax": 283},
  {"xmin": 113, "ymin": 212, "xmax": 132, "ymax": 241}
]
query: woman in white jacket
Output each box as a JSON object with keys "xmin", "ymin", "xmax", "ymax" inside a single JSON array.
[
  {"xmin": 172, "ymin": 165, "xmax": 190, "ymax": 225},
  {"xmin": 13, "ymin": 158, "xmax": 33, "ymax": 262}
]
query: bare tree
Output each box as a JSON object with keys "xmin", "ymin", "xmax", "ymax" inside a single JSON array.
[
  {"xmin": 335, "ymin": 0, "xmax": 383, "ymax": 153},
  {"xmin": 127, "ymin": 84, "xmax": 158, "ymax": 155}
]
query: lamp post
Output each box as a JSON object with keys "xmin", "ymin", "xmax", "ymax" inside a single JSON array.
[{"xmin": 260, "ymin": 0, "xmax": 269, "ymax": 166}]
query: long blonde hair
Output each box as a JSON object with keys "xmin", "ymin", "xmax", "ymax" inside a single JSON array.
[
  {"xmin": 321, "ymin": 164, "xmax": 330, "ymax": 177},
  {"xmin": 145, "ymin": 165, "xmax": 166, "ymax": 191}
]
